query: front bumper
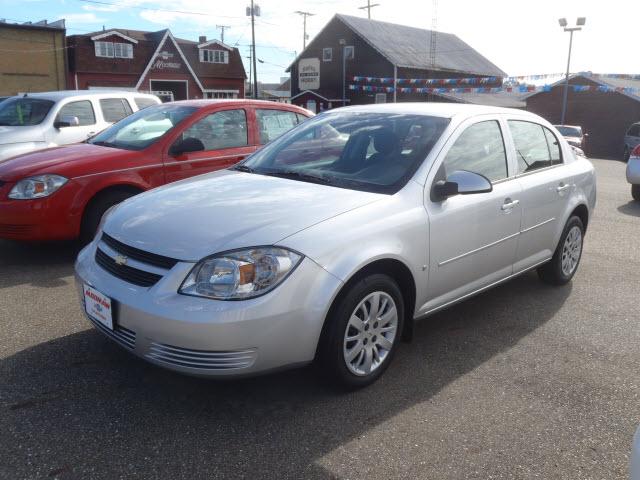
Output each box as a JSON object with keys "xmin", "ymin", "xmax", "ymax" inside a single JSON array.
[
  {"xmin": 74, "ymin": 238, "xmax": 343, "ymax": 377},
  {"xmin": 626, "ymin": 156, "xmax": 640, "ymax": 185}
]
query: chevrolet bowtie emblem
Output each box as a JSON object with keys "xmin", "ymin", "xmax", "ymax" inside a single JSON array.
[{"xmin": 114, "ymin": 254, "xmax": 128, "ymax": 266}]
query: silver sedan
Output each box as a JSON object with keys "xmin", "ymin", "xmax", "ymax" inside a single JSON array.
[{"xmin": 75, "ymin": 104, "xmax": 596, "ymax": 388}]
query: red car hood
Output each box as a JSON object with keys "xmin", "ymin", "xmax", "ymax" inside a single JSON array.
[{"xmin": 0, "ymin": 143, "xmax": 138, "ymax": 182}]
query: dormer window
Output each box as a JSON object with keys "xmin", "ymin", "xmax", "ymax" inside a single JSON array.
[
  {"xmin": 95, "ymin": 41, "xmax": 133, "ymax": 59},
  {"xmin": 200, "ymin": 49, "xmax": 228, "ymax": 64}
]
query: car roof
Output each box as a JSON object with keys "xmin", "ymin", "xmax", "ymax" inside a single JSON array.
[
  {"xmin": 166, "ymin": 99, "xmax": 311, "ymax": 111},
  {"xmin": 325, "ymin": 102, "xmax": 541, "ymax": 120},
  {"xmin": 15, "ymin": 90, "xmax": 157, "ymax": 101}
]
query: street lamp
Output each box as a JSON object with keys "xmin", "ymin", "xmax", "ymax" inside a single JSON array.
[{"xmin": 558, "ymin": 17, "xmax": 586, "ymax": 125}]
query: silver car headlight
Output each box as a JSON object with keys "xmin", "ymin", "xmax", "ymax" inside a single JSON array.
[
  {"xmin": 8, "ymin": 174, "xmax": 68, "ymax": 199},
  {"xmin": 179, "ymin": 247, "xmax": 303, "ymax": 300}
]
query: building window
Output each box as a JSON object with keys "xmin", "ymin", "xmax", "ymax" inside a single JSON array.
[
  {"xmin": 200, "ymin": 49, "xmax": 229, "ymax": 64},
  {"xmin": 322, "ymin": 48, "xmax": 332, "ymax": 62},
  {"xmin": 344, "ymin": 45, "xmax": 355, "ymax": 60},
  {"xmin": 94, "ymin": 41, "xmax": 133, "ymax": 59},
  {"xmin": 204, "ymin": 91, "xmax": 238, "ymax": 99}
]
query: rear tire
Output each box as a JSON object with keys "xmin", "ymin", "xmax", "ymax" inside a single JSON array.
[
  {"xmin": 80, "ymin": 190, "xmax": 136, "ymax": 244},
  {"xmin": 632, "ymin": 184, "xmax": 640, "ymax": 202},
  {"xmin": 317, "ymin": 274, "xmax": 404, "ymax": 389},
  {"xmin": 537, "ymin": 216, "xmax": 584, "ymax": 285}
]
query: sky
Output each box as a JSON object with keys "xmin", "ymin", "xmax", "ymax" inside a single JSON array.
[{"xmin": 2, "ymin": 0, "xmax": 639, "ymax": 83}]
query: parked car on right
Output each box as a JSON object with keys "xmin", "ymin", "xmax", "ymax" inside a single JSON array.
[
  {"xmin": 554, "ymin": 124, "xmax": 587, "ymax": 149},
  {"xmin": 624, "ymin": 122, "xmax": 640, "ymax": 162},
  {"xmin": 626, "ymin": 144, "xmax": 640, "ymax": 201}
]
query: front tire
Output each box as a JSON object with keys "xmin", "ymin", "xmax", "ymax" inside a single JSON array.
[
  {"xmin": 80, "ymin": 190, "xmax": 136, "ymax": 244},
  {"xmin": 317, "ymin": 274, "xmax": 404, "ymax": 389},
  {"xmin": 632, "ymin": 184, "xmax": 640, "ymax": 201},
  {"xmin": 537, "ymin": 216, "xmax": 584, "ymax": 285}
]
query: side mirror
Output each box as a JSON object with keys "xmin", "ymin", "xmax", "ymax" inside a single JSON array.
[
  {"xmin": 54, "ymin": 115, "xmax": 80, "ymax": 129},
  {"xmin": 170, "ymin": 137, "xmax": 205, "ymax": 156},
  {"xmin": 432, "ymin": 170, "xmax": 492, "ymax": 201}
]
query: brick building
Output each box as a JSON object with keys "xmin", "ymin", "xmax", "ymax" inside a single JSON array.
[
  {"xmin": 0, "ymin": 19, "xmax": 67, "ymax": 95},
  {"xmin": 67, "ymin": 28, "xmax": 246, "ymax": 101}
]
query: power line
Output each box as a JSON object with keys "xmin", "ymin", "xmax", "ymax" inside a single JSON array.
[{"xmin": 294, "ymin": 11, "xmax": 315, "ymax": 50}]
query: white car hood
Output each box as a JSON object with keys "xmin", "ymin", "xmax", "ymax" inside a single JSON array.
[
  {"xmin": 103, "ymin": 170, "xmax": 384, "ymax": 261},
  {"xmin": 0, "ymin": 125, "xmax": 45, "ymax": 145}
]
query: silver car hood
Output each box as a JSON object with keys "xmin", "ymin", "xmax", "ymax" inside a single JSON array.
[
  {"xmin": 0, "ymin": 125, "xmax": 44, "ymax": 144},
  {"xmin": 103, "ymin": 170, "xmax": 384, "ymax": 261}
]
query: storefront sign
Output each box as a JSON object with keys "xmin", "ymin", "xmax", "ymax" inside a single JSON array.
[
  {"xmin": 153, "ymin": 51, "xmax": 181, "ymax": 70},
  {"xmin": 299, "ymin": 58, "xmax": 320, "ymax": 90}
]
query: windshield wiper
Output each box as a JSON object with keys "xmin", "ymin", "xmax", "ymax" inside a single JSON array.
[
  {"xmin": 91, "ymin": 140, "xmax": 121, "ymax": 149},
  {"xmin": 263, "ymin": 170, "xmax": 333, "ymax": 185},
  {"xmin": 231, "ymin": 164, "xmax": 255, "ymax": 173}
]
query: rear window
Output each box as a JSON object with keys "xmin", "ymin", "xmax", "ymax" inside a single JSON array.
[
  {"xmin": 134, "ymin": 97, "xmax": 158, "ymax": 110},
  {"xmin": 256, "ymin": 109, "xmax": 299, "ymax": 144},
  {"xmin": 100, "ymin": 98, "xmax": 133, "ymax": 123}
]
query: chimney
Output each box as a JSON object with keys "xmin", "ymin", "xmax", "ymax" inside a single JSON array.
[{"xmin": 199, "ymin": 35, "xmax": 207, "ymax": 44}]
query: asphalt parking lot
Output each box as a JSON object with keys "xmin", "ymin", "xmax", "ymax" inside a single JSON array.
[{"xmin": 1, "ymin": 158, "xmax": 638, "ymax": 479}]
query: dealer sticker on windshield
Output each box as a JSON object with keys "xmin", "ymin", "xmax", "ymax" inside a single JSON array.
[{"xmin": 83, "ymin": 284, "xmax": 113, "ymax": 330}]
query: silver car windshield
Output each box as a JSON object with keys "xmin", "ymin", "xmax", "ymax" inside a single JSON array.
[
  {"xmin": 238, "ymin": 112, "xmax": 450, "ymax": 194},
  {"xmin": 89, "ymin": 104, "xmax": 197, "ymax": 151},
  {"xmin": 0, "ymin": 98, "xmax": 54, "ymax": 126}
]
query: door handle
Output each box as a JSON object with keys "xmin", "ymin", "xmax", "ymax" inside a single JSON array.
[
  {"xmin": 87, "ymin": 131, "xmax": 96, "ymax": 137},
  {"xmin": 556, "ymin": 183, "xmax": 572, "ymax": 193},
  {"xmin": 501, "ymin": 198, "xmax": 520, "ymax": 211}
]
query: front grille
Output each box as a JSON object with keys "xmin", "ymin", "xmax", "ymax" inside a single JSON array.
[
  {"xmin": 87, "ymin": 314, "xmax": 136, "ymax": 350},
  {"xmin": 146, "ymin": 342, "xmax": 257, "ymax": 370},
  {"xmin": 101, "ymin": 233, "xmax": 179, "ymax": 270},
  {"xmin": 95, "ymin": 248, "xmax": 162, "ymax": 287}
]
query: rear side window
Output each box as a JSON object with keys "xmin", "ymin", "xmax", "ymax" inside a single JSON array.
[
  {"xmin": 134, "ymin": 97, "xmax": 158, "ymax": 110},
  {"xmin": 100, "ymin": 98, "xmax": 133, "ymax": 123},
  {"xmin": 256, "ymin": 109, "xmax": 299, "ymax": 144},
  {"xmin": 628, "ymin": 125, "xmax": 640, "ymax": 137},
  {"xmin": 296, "ymin": 113, "xmax": 308, "ymax": 124},
  {"xmin": 179, "ymin": 109, "xmax": 248, "ymax": 150},
  {"xmin": 442, "ymin": 120, "xmax": 508, "ymax": 183},
  {"xmin": 509, "ymin": 120, "xmax": 561, "ymax": 173},
  {"xmin": 58, "ymin": 100, "xmax": 96, "ymax": 126}
]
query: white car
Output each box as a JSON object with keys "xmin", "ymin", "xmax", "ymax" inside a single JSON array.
[
  {"xmin": 75, "ymin": 103, "xmax": 596, "ymax": 388},
  {"xmin": 626, "ymin": 145, "xmax": 640, "ymax": 201},
  {"xmin": 632, "ymin": 425, "xmax": 640, "ymax": 479},
  {"xmin": 0, "ymin": 90, "xmax": 160, "ymax": 161}
]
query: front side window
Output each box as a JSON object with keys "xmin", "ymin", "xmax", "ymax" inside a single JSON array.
[
  {"xmin": 239, "ymin": 112, "xmax": 450, "ymax": 194},
  {"xmin": 100, "ymin": 98, "xmax": 133, "ymax": 123},
  {"xmin": 256, "ymin": 109, "xmax": 299, "ymax": 144},
  {"xmin": 179, "ymin": 109, "xmax": 248, "ymax": 151},
  {"xmin": 442, "ymin": 120, "xmax": 507, "ymax": 183},
  {"xmin": 58, "ymin": 100, "xmax": 96, "ymax": 126},
  {"xmin": 323, "ymin": 48, "xmax": 332, "ymax": 62},
  {"xmin": 509, "ymin": 120, "xmax": 562, "ymax": 173},
  {"xmin": 0, "ymin": 98, "xmax": 54, "ymax": 126},
  {"xmin": 89, "ymin": 104, "xmax": 196, "ymax": 150}
]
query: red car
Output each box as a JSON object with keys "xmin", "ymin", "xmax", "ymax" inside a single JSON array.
[{"xmin": 0, "ymin": 100, "xmax": 311, "ymax": 242}]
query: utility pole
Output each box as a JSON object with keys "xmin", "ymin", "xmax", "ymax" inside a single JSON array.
[
  {"xmin": 247, "ymin": 2, "xmax": 260, "ymax": 99},
  {"xmin": 294, "ymin": 11, "xmax": 314, "ymax": 50},
  {"xmin": 216, "ymin": 25, "xmax": 230, "ymax": 43},
  {"xmin": 358, "ymin": 0, "xmax": 380, "ymax": 19},
  {"xmin": 246, "ymin": 54, "xmax": 252, "ymax": 98}
]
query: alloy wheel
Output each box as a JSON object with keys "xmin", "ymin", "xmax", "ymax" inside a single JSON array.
[{"xmin": 561, "ymin": 225, "xmax": 582, "ymax": 276}]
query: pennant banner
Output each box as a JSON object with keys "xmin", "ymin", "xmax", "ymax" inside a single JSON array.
[
  {"xmin": 348, "ymin": 84, "xmax": 640, "ymax": 95},
  {"xmin": 351, "ymin": 72, "xmax": 640, "ymax": 86}
]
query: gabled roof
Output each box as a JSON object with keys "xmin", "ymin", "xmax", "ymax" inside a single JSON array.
[
  {"xmin": 287, "ymin": 14, "xmax": 506, "ymax": 77},
  {"xmin": 524, "ymin": 73, "xmax": 640, "ymax": 103},
  {"xmin": 197, "ymin": 39, "xmax": 233, "ymax": 50},
  {"xmin": 90, "ymin": 30, "xmax": 138, "ymax": 44}
]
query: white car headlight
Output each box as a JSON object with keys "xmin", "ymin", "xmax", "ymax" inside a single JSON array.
[
  {"xmin": 179, "ymin": 247, "xmax": 303, "ymax": 300},
  {"xmin": 8, "ymin": 174, "xmax": 68, "ymax": 199}
]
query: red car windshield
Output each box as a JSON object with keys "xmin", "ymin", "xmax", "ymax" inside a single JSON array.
[{"xmin": 90, "ymin": 104, "xmax": 197, "ymax": 151}]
